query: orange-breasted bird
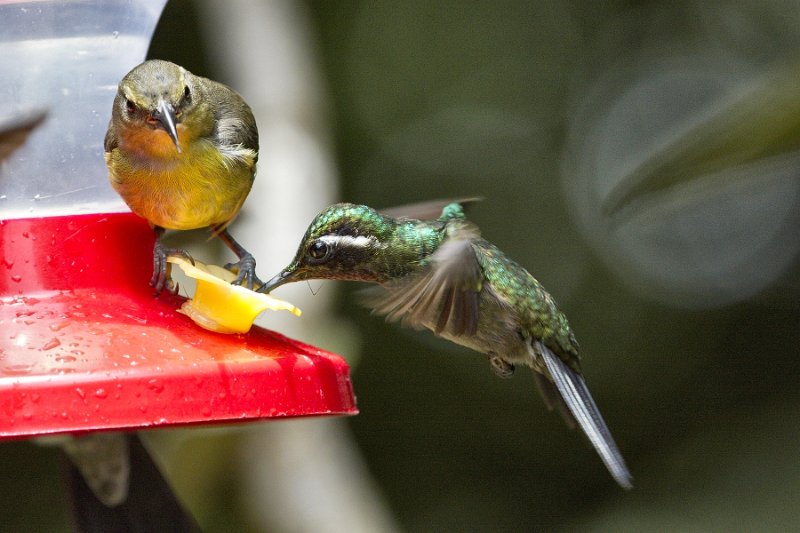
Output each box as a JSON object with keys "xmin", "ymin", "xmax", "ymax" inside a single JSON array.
[{"xmin": 105, "ymin": 59, "xmax": 260, "ymax": 293}]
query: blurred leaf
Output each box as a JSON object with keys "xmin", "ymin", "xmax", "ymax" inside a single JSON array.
[{"xmin": 605, "ymin": 62, "xmax": 800, "ymax": 216}]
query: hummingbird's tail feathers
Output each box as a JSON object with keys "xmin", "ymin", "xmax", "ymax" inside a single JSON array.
[
  {"xmin": 378, "ymin": 197, "xmax": 483, "ymax": 221},
  {"xmin": 538, "ymin": 343, "xmax": 633, "ymax": 489},
  {"xmin": 531, "ymin": 370, "xmax": 577, "ymax": 430}
]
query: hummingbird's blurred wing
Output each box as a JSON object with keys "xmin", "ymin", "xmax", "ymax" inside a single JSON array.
[
  {"xmin": 0, "ymin": 109, "xmax": 46, "ymax": 164},
  {"xmin": 362, "ymin": 229, "xmax": 483, "ymax": 337},
  {"xmin": 378, "ymin": 197, "xmax": 482, "ymax": 221},
  {"xmin": 536, "ymin": 341, "xmax": 633, "ymax": 489}
]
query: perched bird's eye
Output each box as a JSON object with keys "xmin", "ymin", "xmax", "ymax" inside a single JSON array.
[
  {"xmin": 183, "ymin": 85, "xmax": 191, "ymax": 104},
  {"xmin": 307, "ymin": 240, "xmax": 329, "ymax": 262},
  {"xmin": 125, "ymin": 99, "xmax": 136, "ymax": 114}
]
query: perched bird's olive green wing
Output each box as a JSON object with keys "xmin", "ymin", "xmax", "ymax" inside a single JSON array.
[
  {"xmin": 362, "ymin": 225, "xmax": 483, "ymax": 337},
  {"xmin": 205, "ymin": 78, "xmax": 259, "ymax": 163},
  {"xmin": 0, "ymin": 109, "xmax": 46, "ymax": 164},
  {"xmin": 378, "ymin": 197, "xmax": 482, "ymax": 221}
]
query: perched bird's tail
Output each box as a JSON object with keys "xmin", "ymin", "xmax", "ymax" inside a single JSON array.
[{"xmin": 536, "ymin": 343, "xmax": 633, "ymax": 489}]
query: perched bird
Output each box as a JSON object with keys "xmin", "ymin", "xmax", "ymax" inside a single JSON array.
[
  {"xmin": 260, "ymin": 200, "xmax": 632, "ymax": 488},
  {"xmin": 105, "ymin": 59, "xmax": 260, "ymax": 293}
]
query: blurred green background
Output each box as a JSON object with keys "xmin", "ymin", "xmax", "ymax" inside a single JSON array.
[{"xmin": 3, "ymin": 1, "xmax": 800, "ymax": 531}]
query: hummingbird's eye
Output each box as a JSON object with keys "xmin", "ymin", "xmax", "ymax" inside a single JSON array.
[
  {"xmin": 125, "ymin": 99, "xmax": 137, "ymax": 114},
  {"xmin": 307, "ymin": 240, "xmax": 329, "ymax": 262}
]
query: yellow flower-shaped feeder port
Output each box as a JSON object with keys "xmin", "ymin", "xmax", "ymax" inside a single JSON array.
[{"xmin": 168, "ymin": 257, "xmax": 301, "ymax": 334}]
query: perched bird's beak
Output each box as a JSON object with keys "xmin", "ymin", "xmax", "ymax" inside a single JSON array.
[
  {"xmin": 258, "ymin": 269, "xmax": 293, "ymax": 293},
  {"xmin": 153, "ymin": 98, "xmax": 181, "ymax": 152}
]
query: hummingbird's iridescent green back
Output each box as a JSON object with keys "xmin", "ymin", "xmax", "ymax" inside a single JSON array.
[{"xmin": 473, "ymin": 240, "xmax": 581, "ymax": 371}]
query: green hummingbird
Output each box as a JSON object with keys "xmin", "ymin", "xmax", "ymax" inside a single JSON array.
[{"xmin": 259, "ymin": 200, "xmax": 632, "ymax": 489}]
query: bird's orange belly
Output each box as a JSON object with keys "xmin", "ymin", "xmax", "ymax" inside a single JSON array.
[{"xmin": 107, "ymin": 147, "xmax": 254, "ymax": 230}]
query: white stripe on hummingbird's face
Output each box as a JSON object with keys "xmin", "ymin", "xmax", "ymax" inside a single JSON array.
[{"xmin": 319, "ymin": 234, "xmax": 377, "ymax": 249}]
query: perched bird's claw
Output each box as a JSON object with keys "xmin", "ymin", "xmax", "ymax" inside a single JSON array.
[
  {"xmin": 488, "ymin": 355, "xmax": 515, "ymax": 378},
  {"xmin": 224, "ymin": 252, "xmax": 263, "ymax": 290},
  {"xmin": 151, "ymin": 242, "xmax": 194, "ymax": 296}
]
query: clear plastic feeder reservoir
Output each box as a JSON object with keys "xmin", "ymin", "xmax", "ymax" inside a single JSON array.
[{"xmin": 0, "ymin": 0, "xmax": 356, "ymax": 440}]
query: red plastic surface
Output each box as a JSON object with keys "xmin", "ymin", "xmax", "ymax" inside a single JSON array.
[{"xmin": 0, "ymin": 212, "xmax": 357, "ymax": 439}]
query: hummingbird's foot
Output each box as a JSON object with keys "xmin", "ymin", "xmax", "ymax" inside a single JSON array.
[
  {"xmin": 151, "ymin": 241, "xmax": 194, "ymax": 296},
  {"xmin": 224, "ymin": 252, "xmax": 263, "ymax": 290},
  {"xmin": 488, "ymin": 355, "xmax": 515, "ymax": 378}
]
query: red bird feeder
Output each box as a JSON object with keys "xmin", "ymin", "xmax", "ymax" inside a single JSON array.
[
  {"xmin": 0, "ymin": 0, "xmax": 356, "ymax": 442},
  {"xmin": 0, "ymin": 212, "xmax": 357, "ymax": 438}
]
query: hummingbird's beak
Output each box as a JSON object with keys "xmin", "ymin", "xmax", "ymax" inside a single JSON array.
[
  {"xmin": 153, "ymin": 98, "xmax": 181, "ymax": 153},
  {"xmin": 257, "ymin": 269, "xmax": 293, "ymax": 293}
]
